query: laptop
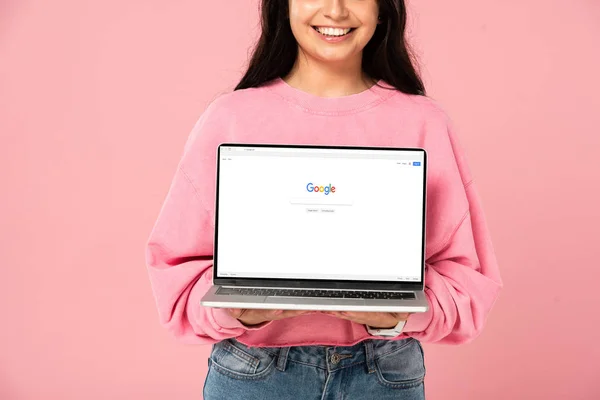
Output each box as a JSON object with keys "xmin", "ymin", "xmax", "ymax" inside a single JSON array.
[{"xmin": 200, "ymin": 144, "xmax": 429, "ymax": 313}]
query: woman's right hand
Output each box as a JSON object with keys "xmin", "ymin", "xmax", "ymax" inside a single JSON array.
[{"xmin": 226, "ymin": 308, "xmax": 310, "ymax": 327}]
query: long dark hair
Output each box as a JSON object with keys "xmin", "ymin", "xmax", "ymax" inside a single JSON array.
[{"xmin": 235, "ymin": 0, "xmax": 425, "ymax": 96}]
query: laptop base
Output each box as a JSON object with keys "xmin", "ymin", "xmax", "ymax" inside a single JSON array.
[{"xmin": 201, "ymin": 285, "xmax": 429, "ymax": 313}]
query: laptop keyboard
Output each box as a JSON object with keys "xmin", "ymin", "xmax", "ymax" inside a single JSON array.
[{"xmin": 217, "ymin": 287, "xmax": 416, "ymax": 300}]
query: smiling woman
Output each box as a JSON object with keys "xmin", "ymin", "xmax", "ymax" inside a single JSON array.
[
  {"xmin": 235, "ymin": 0, "xmax": 425, "ymax": 96},
  {"xmin": 145, "ymin": 0, "xmax": 503, "ymax": 399}
]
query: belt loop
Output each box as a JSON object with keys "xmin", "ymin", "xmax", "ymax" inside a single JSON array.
[
  {"xmin": 364, "ymin": 340, "xmax": 376, "ymax": 374},
  {"xmin": 276, "ymin": 347, "xmax": 290, "ymax": 372}
]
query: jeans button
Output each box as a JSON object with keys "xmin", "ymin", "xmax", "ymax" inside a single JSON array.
[{"xmin": 330, "ymin": 353, "xmax": 340, "ymax": 365}]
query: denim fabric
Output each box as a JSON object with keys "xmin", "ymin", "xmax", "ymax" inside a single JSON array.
[{"xmin": 203, "ymin": 337, "xmax": 426, "ymax": 400}]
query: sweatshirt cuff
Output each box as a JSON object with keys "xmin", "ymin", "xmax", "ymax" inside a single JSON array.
[
  {"xmin": 211, "ymin": 308, "xmax": 273, "ymax": 331},
  {"xmin": 403, "ymin": 307, "xmax": 433, "ymax": 333}
]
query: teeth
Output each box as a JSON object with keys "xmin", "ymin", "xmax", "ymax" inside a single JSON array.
[{"xmin": 316, "ymin": 27, "xmax": 352, "ymax": 37}]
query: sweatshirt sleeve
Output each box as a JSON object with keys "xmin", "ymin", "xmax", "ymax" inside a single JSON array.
[
  {"xmin": 402, "ymin": 115, "xmax": 503, "ymax": 344},
  {"xmin": 145, "ymin": 105, "xmax": 269, "ymax": 345}
]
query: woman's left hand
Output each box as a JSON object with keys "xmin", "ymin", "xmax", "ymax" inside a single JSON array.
[{"xmin": 322, "ymin": 311, "xmax": 410, "ymax": 329}]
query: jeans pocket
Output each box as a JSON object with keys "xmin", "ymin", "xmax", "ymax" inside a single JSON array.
[
  {"xmin": 374, "ymin": 338, "xmax": 426, "ymax": 389},
  {"xmin": 209, "ymin": 338, "xmax": 277, "ymax": 380}
]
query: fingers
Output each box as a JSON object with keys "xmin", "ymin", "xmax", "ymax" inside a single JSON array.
[
  {"xmin": 323, "ymin": 311, "xmax": 346, "ymax": 318},
  {"xmin": 226, "ymin": 308, "xmax": 246, "ymax": 318},
  {"xmin": 264, "ymin": 309, "xmax": 291, "ymax": 320},
  {"xmin": 264, "ymin": 309, "xmax": 309, "ymax": 320},
  {"xmin": 228, "ymin": 309, "xmax": 409, "ymax": 324},
  {"xmin": 322, "ymin": 311, "xmax": 364, "ymax": 323},
  {"xmin": 327, "ymin": 311, "xmax": 368, "ymax": 324},
  {"xmin": 277, "ymin": 310, "xmax": 311, "ymax": 319},
  {"xmin": 226, "ymin": 308, "xmax": 311, "ymax": 326}
]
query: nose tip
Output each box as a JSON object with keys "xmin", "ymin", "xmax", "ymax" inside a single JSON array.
[{"xmin": 323, "ymin": 0, "xmax": 350, "ymax": 20}]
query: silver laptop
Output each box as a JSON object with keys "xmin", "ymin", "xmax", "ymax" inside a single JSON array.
[{"xmin": 201, "ymin": 144, "xmax": 429, "ymax": 313}]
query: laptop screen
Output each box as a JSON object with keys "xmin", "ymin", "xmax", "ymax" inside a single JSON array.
[{"xmin": 215, "ymin": 145, "xmax": 426, "ymax": 283}]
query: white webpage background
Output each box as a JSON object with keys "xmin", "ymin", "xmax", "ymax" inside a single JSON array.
[{"xmin": 216, "ymin": 154, "xmax": 424, "ymax": 281}]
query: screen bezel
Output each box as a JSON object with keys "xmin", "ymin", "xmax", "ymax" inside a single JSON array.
[{"xmin": 213, "ymin": 143, "xmax": 428, "ymax": 291}]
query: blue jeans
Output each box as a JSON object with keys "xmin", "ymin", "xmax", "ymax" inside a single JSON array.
[{"xmin": 203, "ymin": 337, "xmax": 426, "ymax": 400}]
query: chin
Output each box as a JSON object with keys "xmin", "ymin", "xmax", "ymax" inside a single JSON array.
[{"xmin": 314, "ymin": 51, "xmax": 359, "ymax": 64}]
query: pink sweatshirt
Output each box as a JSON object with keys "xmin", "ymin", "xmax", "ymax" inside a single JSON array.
[{"xmin": 145, "ymin": 78, "xmax": 503, "ymax": 347}]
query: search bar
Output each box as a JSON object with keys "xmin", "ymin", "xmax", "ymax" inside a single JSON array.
[{"xmin": 289, "ymin": 198, "xmax": 353, "ymax": 206}]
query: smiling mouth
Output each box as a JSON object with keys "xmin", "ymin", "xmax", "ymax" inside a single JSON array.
[{"xmin": 312, "ymin": 26, "xmax": 355, "ymax": 37}]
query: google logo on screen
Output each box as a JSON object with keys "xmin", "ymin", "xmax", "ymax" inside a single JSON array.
[{"xmin": 306, "ymin": 183, "xmax": 336, "ymax": 195}]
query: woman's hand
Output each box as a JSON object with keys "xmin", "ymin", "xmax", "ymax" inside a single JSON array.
[
  {"xmin": 226, "ymin": 308, "xmax": 311, "ymax": 327},
  {"xmin": 322, "ymin": 311, "xmax": 410, "ymax": 329}
]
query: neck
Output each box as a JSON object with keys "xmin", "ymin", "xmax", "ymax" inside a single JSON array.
[{"xmin": 284, "ymin": 51, "xmax": 374, "ymax": 98}]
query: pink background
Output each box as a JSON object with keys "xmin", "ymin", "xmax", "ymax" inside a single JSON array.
[{"xmin": 1, "ymin": 0, "xmax": 599, "ymax": 399}]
